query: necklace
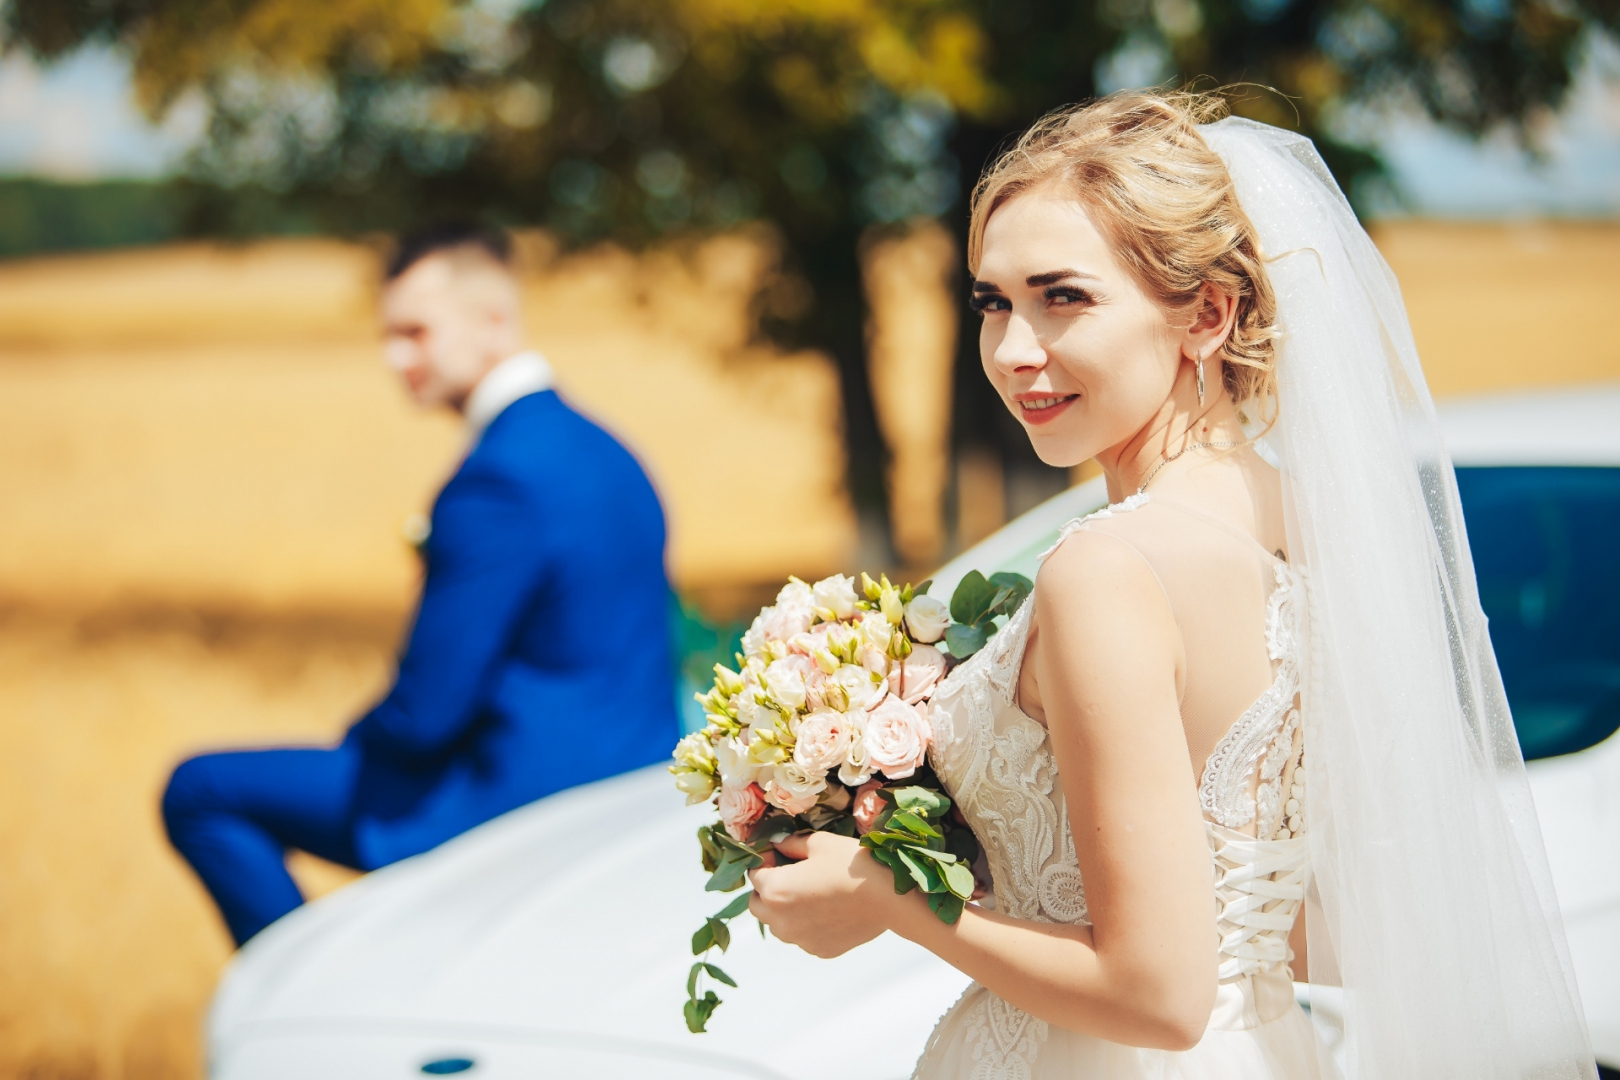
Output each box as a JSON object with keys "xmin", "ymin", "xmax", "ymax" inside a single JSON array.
[{"xmin": 1136, "ymin": 439, "xmax": 1241, "ymax": 494}]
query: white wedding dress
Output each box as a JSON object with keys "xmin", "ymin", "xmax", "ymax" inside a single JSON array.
[
  {"xmin": 899, "ymin": 115, "xmax": 1594, "ymax": 1080},
  {"xmin": 913, "ymin": 492, "xmax": 1328, "ymax": 1080}
]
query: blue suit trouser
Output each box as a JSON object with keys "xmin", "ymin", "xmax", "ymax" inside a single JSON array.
[{"xmin": 162, "ymin": 745, "xmax": 366, "ymax": 946}]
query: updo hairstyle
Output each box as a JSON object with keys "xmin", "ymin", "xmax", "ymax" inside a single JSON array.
[{"xmin": 968, "ymin": 90, "xmax": 1278, "ymax": 419}]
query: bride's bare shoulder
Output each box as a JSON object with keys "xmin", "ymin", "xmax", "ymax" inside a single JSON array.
[{"xmin": 1035, "ymin": 524, "xmax": 1176, "ymax": 640}]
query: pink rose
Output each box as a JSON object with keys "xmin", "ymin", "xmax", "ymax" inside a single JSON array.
[
  {"xmin": 804, "ymin": 666, "xmax": 831, "ymax": 711},
  {"xmin": 852, "ymin": 780, "xmax": 887, "ymax": 835},
  {"xmin": 718, "ymin": 781, "xmax": 767, "ymax": 841},
  {"xmin": 762, "ymin": 599, "xmax": 815, "ymax": 642},
  {"xmin": 765, "ymin": 762, "xmax": 825, "ymax": 815},
  {"xmin": 792, "ymin": 709, "xmax": 854, "ymax": 774},
  {"xmin": 888, "ymin": 643, "xmax": 948, "ymax": 705},
  {"xmin": 866, "ymin": 696, "xmax": 931, "ymax": 780}
]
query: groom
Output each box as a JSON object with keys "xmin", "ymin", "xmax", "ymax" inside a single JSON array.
[{"xmin": 163, "ymin": 223, "xmax": 678, "ymax": 946}]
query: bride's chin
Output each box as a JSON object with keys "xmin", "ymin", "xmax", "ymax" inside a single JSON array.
[{"xmin": 1024, "ymin": 430, "xmax": 1093, "ymax": 470}]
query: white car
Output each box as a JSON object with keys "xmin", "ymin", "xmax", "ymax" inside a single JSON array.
[{"xmin": 209, "ymin": 383, "xmax": 1620, "ymax": 1079}]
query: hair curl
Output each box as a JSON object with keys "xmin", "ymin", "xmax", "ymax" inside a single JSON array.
[{"xmin": 968, "ymin": 90, "xmax": 1278, "ymax": 421}]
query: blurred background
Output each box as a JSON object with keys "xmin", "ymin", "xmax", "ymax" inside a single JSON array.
[{"xmin": 0, "ymin": 0, "xmax": 1617, "ymax": 1075}]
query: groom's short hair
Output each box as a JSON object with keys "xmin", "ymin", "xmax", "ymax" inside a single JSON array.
[{"xmin": 385, "ymin": 222, "xmax": 512, "ymax": 281}]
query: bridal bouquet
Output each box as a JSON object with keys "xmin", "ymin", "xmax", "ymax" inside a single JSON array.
[{"xmin": 670, "ymin": 569, "xmax": 1030, "ymax": 1032}]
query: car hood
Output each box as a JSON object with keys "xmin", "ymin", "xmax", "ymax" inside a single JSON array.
[{"xmin": 210, "ymin": 766, "xmax": 972, "ymax": 1080}]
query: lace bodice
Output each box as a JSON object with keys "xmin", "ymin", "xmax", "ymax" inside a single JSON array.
[{"xmin": 917, "ymin": 494, "xmax": 1310, "ymax": 1076}]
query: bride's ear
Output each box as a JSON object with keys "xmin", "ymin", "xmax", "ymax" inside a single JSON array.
[{"xmin": 1182, "ymin": 283, "xmax": 1239, "ymax": 359}]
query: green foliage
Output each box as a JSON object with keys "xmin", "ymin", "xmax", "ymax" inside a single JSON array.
[
  {"xmin": 684, "ymin": 889, "xmax": 754, "ymax": 1032},
  {"xmin": 861, "ymin": 784, "xmax": 978, "ymax": 926},
  {"xmin": 699, "ymin": 824, "xmax": 765, "ymax": 892},
  {"xmin": 945, "ymin": 570, "xmax": 1032, "ymax": 659}
]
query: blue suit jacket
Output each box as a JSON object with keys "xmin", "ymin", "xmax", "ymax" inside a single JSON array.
[{"xmin": 345, "ymin": 390, "xmax": 677, "ymax": 867}]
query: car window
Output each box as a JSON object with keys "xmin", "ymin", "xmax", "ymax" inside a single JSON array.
[{"xmin": 1455, "ymin": 467, "xmax": 1620, "ymax": 761}]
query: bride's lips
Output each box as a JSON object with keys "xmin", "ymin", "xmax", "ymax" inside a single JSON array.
[{"xmin": 1014, "ymin": 393, "xmax": 1078, "ymax": 425}]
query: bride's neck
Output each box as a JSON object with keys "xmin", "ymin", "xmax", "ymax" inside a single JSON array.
[{"xmin": 1096, "ymin": 367, "xmax": 1247, "ymax": 502}]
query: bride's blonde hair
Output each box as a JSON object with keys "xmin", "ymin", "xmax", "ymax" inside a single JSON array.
[{"xmin": 968, "ymin": 90, "xmax": 1278, "ymax": 418}]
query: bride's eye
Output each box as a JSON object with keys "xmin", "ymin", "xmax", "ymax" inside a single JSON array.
[
  {"xmin": 1045, "ymin": 284, "xmax": 1094, "ymax": 307},
  {"xmin": 969, "ymin": 293, "xmax": 1010, "ymax": 315}
]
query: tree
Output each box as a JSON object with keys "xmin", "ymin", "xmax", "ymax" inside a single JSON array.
[{"xmin": 7, "ymin": 0, "xmax": 1613, "ymax": 537}]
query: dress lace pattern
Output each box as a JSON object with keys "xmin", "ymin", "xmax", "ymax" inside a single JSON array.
[
  {"xmin": 913, "ymin": 496, "xmax": 1310, "ymax": 1080},
  {"xmin": 1198, "ymin": 561, "xmax": 1304, "ymax": 837}
]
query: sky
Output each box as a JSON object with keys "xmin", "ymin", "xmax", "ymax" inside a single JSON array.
[{"xmin": 0, "ymin": 38, "xmax": 1616, "ymax": 218}]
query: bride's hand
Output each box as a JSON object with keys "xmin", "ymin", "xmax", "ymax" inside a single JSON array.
[{"xmin": 747, "ymin": 832, "xmax": 900, "ymax": 958}]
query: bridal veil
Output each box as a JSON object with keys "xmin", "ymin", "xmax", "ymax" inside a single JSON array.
[{"xmin": 1197, "ymin": 117, "xmax": 1594, "ymax": 1078}]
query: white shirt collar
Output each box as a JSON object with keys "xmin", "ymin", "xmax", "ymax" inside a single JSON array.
[{"xmin": 464, "ymin": 350, "xmax": 554, "ymax": 440}]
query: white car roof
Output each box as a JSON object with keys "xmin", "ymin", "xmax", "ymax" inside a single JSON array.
[
  {"xmin": 1436, "ymin": 383, "xmax": 1620, "ymax": 467},
  {"xmin": 926, "ymin": 382, "xmax": 1620, "ymax": 601}
]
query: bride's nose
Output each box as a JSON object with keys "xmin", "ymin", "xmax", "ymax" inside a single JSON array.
[{"xmin": 989, "ymin": 314, "xmax": 1046, "ymax": 376}]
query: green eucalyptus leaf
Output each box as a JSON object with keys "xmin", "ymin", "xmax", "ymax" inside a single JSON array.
[
  {"xmin": 915, "ymin": 579, "xmax": 933, "ymax": 596},
  {"xmin": 904, "ymin": 843, "xmax": 956, "ymax": 863},
  {"xmin": 684, "ymin": 990, "xmax": 722, "ymax": 1033},
  {"xmin": 708, "ymin": 917, "xmax": 731, "ymax": 953},
  {"xmin": 942, "ymin": 859, "xmax": 977, "ymax": 898},
  {"xmin": 949, "ymin": 571, "xmax": 997, "ymax": 626},
  {"xmin": 986, "ymin": 586, "xmax": 1014, "ymax": 616},
  {"xmin": 889, "ymin": 810, "xmax": 943, "ymax": 839},
  {"xmin": 691, "ymin": 921, "xmax": 716, "ymax": 955},
  {"xmin": 944, "ymin": 622, "xmax": 990, "ymax": 659},
  {"xmin": 697, "ymin": 825, "xmax": 722, "ymax": 867},
  {"xmin": 705, "ymin": 849, "xmax": 762, "ymax": 893},
  {"xmin": 702, "ymin": 963, "xmax": 738, "ymax": 987},
  {"xmin": 894, "ymin": 787, "xmax": 951, "ymax": 818},
  {"xmin": 988, "ymin": 572, "xmax": 1033, "ymax": 616},
  {"xmin": 715, "ymin": 891, "xmax": 752, "ymax": 920},
  {"xmin": 929, "ymin": 891, "xmax": 966, "ymax": 924},
  {"xmin": 896, "ymin": 846, "xmax": 943, "ymax": 893}
]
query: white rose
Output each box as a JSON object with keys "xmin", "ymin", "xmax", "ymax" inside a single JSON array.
[
  {"xmin": 865, "ymin": 696, "xmax": 932, "ymax": 779},
  {"xmin": 765, "ymin": 657, "xmax": 811, "ymax": 711},
  {"xmin": 766, "ymin": 761, "xmax": 826, "ymax": 815},
  {"xmin": 811, "ymin": 574, "xmax": 860, "ymax": 621},
  {"xmin": 838, "ymin": 715, "xmax": 874, "ymax": 786},
  {"xmin": 742, "ymin": 608, "xmax": 772, "ymax": 656},
  {"xmin": 764, "ymin": 580, "xmax": 816, "ymax": 640},
  {"xmin": 859, "ymin": 613, "xmax": 892, "ymax": 651},
  {"xmin": 834, "ymin": 663, "xmax": 886, "ymax": 712},
  {"xmin": 713, "ymin": 735, "xmax": 759, "ymax": 787},
  {"xmin": 776, "ymin": 578, "xmax": 814, "ymax": 610},
  {"xmin": 904, "ymin": 594, "xmax": 951, "ymax": 644},
  {"xmin": 792, "ymin": 709, "xmax": 855, "ymax": 774}
]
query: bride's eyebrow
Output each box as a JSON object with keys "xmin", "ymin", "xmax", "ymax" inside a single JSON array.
[
  {"xmin": 1026, "ymin": 269, "xmax": 1100, "ymax": 287},
  {"xmin": 970, "ymin": 279, "xmax": 1003, "ymax": 294}
]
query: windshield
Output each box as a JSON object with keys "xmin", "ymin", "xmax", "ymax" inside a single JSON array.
[{"xmin": 1455, "ymin": 466, "xmax": 1620, "ymax": 761}]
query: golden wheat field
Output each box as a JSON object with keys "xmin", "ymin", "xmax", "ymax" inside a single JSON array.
[{"xmin": 0, "ymin": 221, "xmax": 1616, "ymax": 1079}]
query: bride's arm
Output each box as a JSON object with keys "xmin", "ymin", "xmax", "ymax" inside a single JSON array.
[{"xmin": 749, "ymin": 532, "xmax": 1216, "ymax": 1051}]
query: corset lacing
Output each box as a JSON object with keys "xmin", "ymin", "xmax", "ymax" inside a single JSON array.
[{"xmin": 1210, "ymin": 824, "xmax": 1310, "ymax": 981}]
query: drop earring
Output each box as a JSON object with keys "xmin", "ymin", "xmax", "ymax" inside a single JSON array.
[{"xmin": 1194, "ymin": 352, "xmax": 1206, "ymax": 406}]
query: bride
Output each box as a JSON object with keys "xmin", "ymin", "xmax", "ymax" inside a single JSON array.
[{"xmin": 746, "ymin": 91, "xmax": 1595, "ymax": 1078}]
